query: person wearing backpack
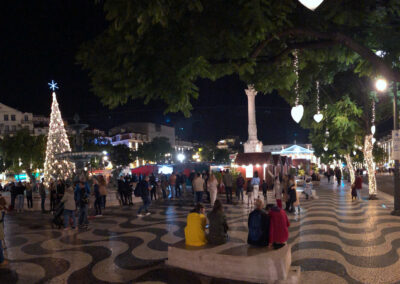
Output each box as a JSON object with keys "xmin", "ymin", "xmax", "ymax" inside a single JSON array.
[
  {"xmin": 137, "ymin": 176, "xmax": 152, "ymax": 217},
  {"xmin": 247, "ymin": 199, "xmax": 269, "ymax": 247},
  {"xmin": 74, "ymin": 178, "xmax": 91, "ymax": 229}
]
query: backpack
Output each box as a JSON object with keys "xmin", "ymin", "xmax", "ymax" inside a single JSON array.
[{"xmin": 134, "ymin": 182, "xmax": 142, "ymax": 197}]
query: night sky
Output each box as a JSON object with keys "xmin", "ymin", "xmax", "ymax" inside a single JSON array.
[{"xmin": 1, "ymin": 1, "xmax": 308, "ymax": 144}]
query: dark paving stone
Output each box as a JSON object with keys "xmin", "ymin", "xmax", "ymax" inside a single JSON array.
[{"xmin": 0, "ymin": 268, "xmax": 18, "ymax": 283}]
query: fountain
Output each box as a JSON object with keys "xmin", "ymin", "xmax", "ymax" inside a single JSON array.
[{"xmin": 55, "ymin": 114, "xmax": 103, "ymax": 175}]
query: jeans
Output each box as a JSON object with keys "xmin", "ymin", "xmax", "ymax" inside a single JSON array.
[
  {"xmin": 118, "ymin": 190, "xmax": 126, "ymax": 205},
  {"xmin": 11, "ymin": 194, "xmax": 16, "ymax": 209},
  {"xmin": 176, "ymin": 185, "xmax": 181, "ymax": 197},
  {"xmin": 41, "ymin": 197, "xmax": 46, "ymax": 212},
  {"xmin": 195, "ymin": 191, "xmax": 203, "ymax": 203},
  {"xmin": 94, "ymin": 197, "xmax": 102, "ymax": 215},
  {"xmin": 0, "ymin": 238, "xmax": 4, "ymax": 263},
  {"xmin": 356, "ymin": 189, "xmax": 362, "ymax": 200},
  {"xmin": 17, "ymin": 194, "xmax": 24, "ymax": 210},
  {"xmin": 78, "ymin": 204, "xmax": 89, "ymax": 226},
  {"xmin": 138, "ymin": 196, "xmax": 150, "ymax": 214},
  {"xmin": 236, "ymin": 187, "xmax": 244, "ymax": 201},
  {"xmin": 225, "ymin": 187, "xmax": 232, "ymax": 203},
  {"xmin": 26, "ymin": 195, "xmax": 33, "ymax": 208},
  {"xmin": 169, "ymin": 185, "xmax": 175, "ymax": 198},
  {"xmin": 63, "ymin": 209, "xmax": 76, "ymax": 228}
]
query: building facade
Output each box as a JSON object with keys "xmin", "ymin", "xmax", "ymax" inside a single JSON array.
[
  {"xmin": 109, "ymin": 122, "xmax": 175, "ymax": 147},
  {"xmin": 0, "ymin": 103, "xmax": 34, "ymax": 136}
]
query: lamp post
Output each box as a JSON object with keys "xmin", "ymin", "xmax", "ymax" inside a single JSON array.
[{"xmin": 375, "ymin": 79, "xmax": 400, "ymax": 215}]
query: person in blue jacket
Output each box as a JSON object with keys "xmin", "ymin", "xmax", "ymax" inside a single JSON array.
[{"xmin": 74, "ymin": 177, "xmax": 91, "ymax": 229}]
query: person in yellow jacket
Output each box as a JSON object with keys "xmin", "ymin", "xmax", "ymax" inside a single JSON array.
[{"xmin": 184, "ymin": 203, "xmax": 207, "ymax": 246}]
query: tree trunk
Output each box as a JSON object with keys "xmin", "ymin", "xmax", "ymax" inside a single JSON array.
[
  {"xmin": 344, "ymin": 153, "xmax": 355, "ymax": 184},
  {"xmin": 363, "ymin": 135, "xmax": 377, "ymax": 197}
]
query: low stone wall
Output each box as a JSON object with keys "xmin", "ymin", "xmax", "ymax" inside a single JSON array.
[{"xmin": 166, "ymin": 240, "xmax": 300, "ymax": 283}]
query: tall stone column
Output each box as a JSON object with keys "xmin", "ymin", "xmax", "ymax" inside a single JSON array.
[{"xmin": 244, "ymin": 85, "xmax": 263, "ymax": 153}]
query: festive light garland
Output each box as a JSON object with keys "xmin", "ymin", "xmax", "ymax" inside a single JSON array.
[
  {"xmin": 313, "ymin": 81, "xmax": 323, "ymax": 123},
  {"xmin": 363, "ymin": 134, "xmax": 377, "ymax": 196},
  {"xmin": 43, "ymin": 91, "xmax": 75, "ymax": 182},
  {"xmin": 291, "ymin": 50, "xmax": 304, "ymax": 123},
  {"xmin": 344, "ymin": 153, "xmax": 355, "ymax": 184}
]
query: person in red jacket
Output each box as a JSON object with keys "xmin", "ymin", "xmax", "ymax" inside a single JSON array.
[{"xmin": 267, "ymin": 204, "xmax": 290, "ymax": 249}]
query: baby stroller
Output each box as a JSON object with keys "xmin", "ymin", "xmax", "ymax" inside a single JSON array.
[{"xmin": 51, "ymin": 202, "xmax": 64, "ymax": 229}]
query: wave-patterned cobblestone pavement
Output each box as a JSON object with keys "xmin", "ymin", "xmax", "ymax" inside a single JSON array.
[{"xmin": 0, "ymin": 180, "xmax": 398, "ymax": 283}]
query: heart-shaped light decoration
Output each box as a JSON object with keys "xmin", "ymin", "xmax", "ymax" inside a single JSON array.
[
  {"xmin": 372, "ymin": 137, "xmax": 376, "ymax": 144},
  {"xmin": 298, "ymin": 0, "xmax": 324, "ymax": 11},
  {"xmin": 313, "ymin": 112, "xmax": 323, "ymax": 123},
  {"xmin": 291, "ymin": 104, "xmax": 304, "ymax": 123},
  {"xmin": 371, "ymin": 125, "xmax": 376, "ymax": 135},
  {"xmin": 353, "ymin": 150, "xmax": 356, "ymax": 155},
  {"xmin": 324, "ymin": 145, "xmax": 328, "ymax": 151}
]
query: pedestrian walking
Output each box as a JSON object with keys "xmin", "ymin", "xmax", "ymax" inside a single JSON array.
[
  {"xmin": 61, "ymin": 179, "xmax": 76, "ymax": 230},
  {"xmin": 251, "ymin": 171, "xmax": 260, "ymax": 201},
  {"xmin": 75, "ymin": 178, "xmax": 90, "ymax": 229},
  {"xmin": 207, "ymin": 173, "xmax": 218, "ymax": 207},
  {"xmin": 98, "ymin": 175, "xmax": 108, "ymax": 209},
  {"xmin": 286, "ymin": 176, "xmax": 296, "ymax": 213},
  {"xmin": 93, "ymin": 178, "xmax": 102, "ymax": 216},
  {"xmin": 150, "ymin": 174, "xmax": 157, "ymax": 201},
  {"xmin": 193, "ymin": 173, "xmax": 205, "ymax": 203},
  {"xmin": 169, "ymin": 172, "xmax": 177, "ymax": 198},
  {"xmin": 39, "ymin": 179, "xmax": 46, "ymax": 213},
  {"xmin": 223, "ymin": 169, "xmax": 233, "ymax": 204},
  {"xmin": 335, "ymin": 167, "xmax": 342, "ymax": 186},
  {"xmin": 16, "ymin": 182, "xmax": 25, "ymax": 213},
  {"xmin": 0, "ymin": 196, "xmax": 8, "ymax": 266},
  {"xmin": 137, "ymin": 176, "xmax": 152, "ymax": 217},
  {"xmin": 26, "ymin": 182, "xmax": 33, "ymax": 210},
  {"xmin": 236, "ymin": 173, "xmax": 244, "ymax": 202},
  {"xmin": 355, "ymin": 172, "xmax": 363, "ymax": 200}
]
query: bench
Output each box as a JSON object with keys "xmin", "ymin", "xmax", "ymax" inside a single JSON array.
[{"xmin": 166, "ymin": 240, "xmax": 300, "ymax": 283}]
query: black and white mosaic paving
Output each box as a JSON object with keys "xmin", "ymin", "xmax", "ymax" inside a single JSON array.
[{"xmin": 0, "ymin": 180, "xmax": 398, "ymax": 283}]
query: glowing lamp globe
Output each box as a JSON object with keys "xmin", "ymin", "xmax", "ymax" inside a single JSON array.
[
  {"xmin": 372, "ymin": 138, "xmax": 376, "ymax": 144},
  {"xmin": 177, "ymin": 153, "xmax": 185, "ymax": 163},
  {"xmin": 313, "ymin": 112, "xmax": 323, "ymax": 123},
  {"xmin": 324, "ymin": 145, "xmax": 328, "ymax": 151},
  {"xmin": 291, "ymin": 105, "xmax": 304, "ymax": 123},
  {"xmin": 375, "ymin": 79, "xmax": 388, "ymax": 92},
  {"xmin": 298, "ymin": 0, "xmax": 324, "ymax": 11},
  {"xmin": 371, "ymin": 125, "xmax": 376, "ymax": 135}
]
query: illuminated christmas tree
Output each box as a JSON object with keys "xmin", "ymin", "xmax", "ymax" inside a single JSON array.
[{"xmin": 43, "ymin": 81, "xmax": 75, "ymax": 182}]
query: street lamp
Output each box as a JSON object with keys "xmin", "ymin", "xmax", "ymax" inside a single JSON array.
[
  {"xmin": 177, "ymin": 153, "xmax": 185, "ymax": 163},
  {"xmin": 375, "ymin": 78, "xmax": 400, "ymax": 215}
]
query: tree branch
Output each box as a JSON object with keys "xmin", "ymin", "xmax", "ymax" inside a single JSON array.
[{"xmin": 251, "ymin": 28, "xmax": 400, "ymax": 82}]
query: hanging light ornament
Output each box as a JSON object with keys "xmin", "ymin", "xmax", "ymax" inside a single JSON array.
[
  {"xmin": 298, "ymin": 0, "xmax": 324, "ymax": 11},
  {"xmin": 313, "ymin": 81, "xmax": 323, "ymax": 123},
  {"xmin": 291, "ymin": 50, "xmax": 304, "ymax": 123}
]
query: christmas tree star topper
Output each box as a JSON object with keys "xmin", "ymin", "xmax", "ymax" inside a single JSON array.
[{"xmin": 48, "ymin": 80, "xmax": 59, "ymax": 91}]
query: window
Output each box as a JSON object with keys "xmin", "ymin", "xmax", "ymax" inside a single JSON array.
[
  {"xmin": 12, "ymin": 125, "xmax": 16, "ymax": 131},
  {"xmin": 24, "ymin": 115, "xmax": 28, "ymax": 121},
  {"xmin": 11, "ymin": 115, "xmax": 15, "ymax": 121},
  {"xmin": 4, "ymin": 115, "xmax": 8, "ymax": 121}
]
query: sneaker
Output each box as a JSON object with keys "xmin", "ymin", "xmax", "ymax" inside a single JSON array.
[
  {"xmin": 145, "ymin": 212, "xmax": 151, "ymax": 216},
  {"xmin": 137, "ymin": 214, "xmax": 144, "ymax": 217}
]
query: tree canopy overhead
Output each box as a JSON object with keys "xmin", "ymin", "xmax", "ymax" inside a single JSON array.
[{"xmin": 78, "ymin": 0, "xmax": 400, "ymax": 115}]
